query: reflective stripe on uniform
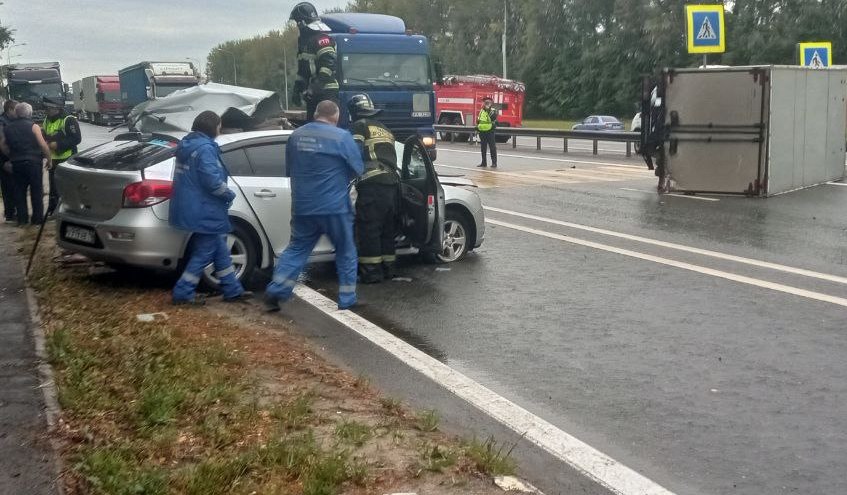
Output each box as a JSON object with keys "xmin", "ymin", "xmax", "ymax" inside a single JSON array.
[
  {"xmin": 359, "ymin": 256, "xmax": 383, "ymax": 264},
  {"xmin": 360, "ymin": 168, "xmax": 389, "ymax": 181},
  {"xmin": 382, "ymin": 255, "xmax": 397, "ymax": 262},
  {"xmin": 352, "ymin": 134, "xmax": 365, "ymax": 142},
  {"xmin": 272, "ymin": 274, "xmax": 298, "ymax": 288},
  {"xmin": 316, "ymin": 46, "xmax": 335, "ymax": 58},
  {"xmin": 318, "ymin": 67, "xmax": 333, "ymax": 76},
  {"xmin": 216, "ymin": 266, "xmax": 235, "ymax": 278},
  {"xmin": 322, "ymin": 82, "xmax": 339, "ymax": 90},
  {"xmin": 212, "ymin": 183, "xmax": 229, "ymax": 196},
  {"xmin": 338, "ymin": 284, "xmax": 356, "ymax": 293},
  {"xmin": 180, "ymin": 272, "xmax": 201, "ymax": 284}
]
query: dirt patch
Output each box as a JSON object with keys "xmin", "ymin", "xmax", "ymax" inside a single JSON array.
[{"xmin": 22, "ymin": 228, "xmax": 522, "ymax": 495}]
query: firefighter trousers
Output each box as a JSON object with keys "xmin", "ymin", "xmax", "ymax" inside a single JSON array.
[{"xmin": 355, "ymin": 182, "xmax": 398, "ymax": 283}]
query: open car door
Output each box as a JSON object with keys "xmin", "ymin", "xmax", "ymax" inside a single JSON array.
[{"xmin": 399, "ymin": 136, "xmax": 445, "ymax": 253}]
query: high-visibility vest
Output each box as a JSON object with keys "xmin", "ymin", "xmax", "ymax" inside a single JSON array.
[
  {"xmin": 43, "ymin": 115, "xmax": 73, "ymax": 161},
  {"xmin": 477, "ymin": 108, "xmax": 494, "ymax": 132}
]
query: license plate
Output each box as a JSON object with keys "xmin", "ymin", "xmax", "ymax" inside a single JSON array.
[{"xmin": 64, "ymin": 225, "xmax": 96, "ymax": 245}]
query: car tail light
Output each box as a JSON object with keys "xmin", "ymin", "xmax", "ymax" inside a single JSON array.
[{"xmin": 123, "ymin": 180, "xmax": 173, "ymax": 208}]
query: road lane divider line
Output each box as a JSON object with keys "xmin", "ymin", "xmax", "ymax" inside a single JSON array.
[
  {"xmin": 487, "ymin": 218, "xmax": 847, "ymax": 308},
  {"xmin": 438, "ymin": 163, "xmax": 640, "ymax": 184},
  {"xmin": 437, "ymin": 164, "xmax": 584, "ymax": 185},
  {"xmin": 437, "ymin": 148, "xmax": 644, "ymax": 168},
  {"xmin": 618, "ymin": 188, "xmax": 720, "ymax": 202},
  {"xmin": 486, "ymin": 207, "xmax": 847, "ymax": 286},
  {"xmin": 826, "ymin": 182, "xmax": 847, "ymax": 187},
  {"xmin": 293, "ymin": 285, "xmax": 676, "ymax": 495}
]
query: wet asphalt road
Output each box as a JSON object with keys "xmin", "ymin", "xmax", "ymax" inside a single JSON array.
[
  {"xmin": 77, "ymin": 123, "xmax": 847, "ymax": 494},
  {"xmin": 307, "ymin": 141, "xmax": 847, "ymax": 494}
]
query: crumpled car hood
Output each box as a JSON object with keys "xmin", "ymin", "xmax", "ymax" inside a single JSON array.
[{"xmin": 127, "ymin": 83, "xmax": 283, "ymax": 134}]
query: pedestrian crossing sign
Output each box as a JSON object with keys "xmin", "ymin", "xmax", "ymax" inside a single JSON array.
[
  {"xmin": 799, "ymin": 42, "xmax": 832, "ymax": 68},
  {"xmin": 686, "ymin": 5, "xmax": 726, "ymax": 54}
]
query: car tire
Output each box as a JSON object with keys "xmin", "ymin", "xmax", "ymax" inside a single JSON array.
[
  {"xmin": 200, "ymin": 221, "xmax": 258, "ymax": 291},
  {"xmin": 425, "ymin": 209, "xmax": 472, "ymax": 264}
]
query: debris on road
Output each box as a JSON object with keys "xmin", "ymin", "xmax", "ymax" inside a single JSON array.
[
  {"xmin": 494, "ymin": 475, "xmax": 544, "ymax": 493},
  {"xmin": 135, "ymin": 312, "xmax": 168, "ymax": 323},
  {"xmin": 392, "ymin": 277, "xmax": 413, "ymax": 282},
  {"xmin": 435, "ymin": 267, "xmax": 451, "ymax": 272}
]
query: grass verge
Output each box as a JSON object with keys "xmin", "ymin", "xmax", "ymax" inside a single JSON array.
[{"xmin": 22, "ymin": 229, "xmax": 519, "ymax": 494}]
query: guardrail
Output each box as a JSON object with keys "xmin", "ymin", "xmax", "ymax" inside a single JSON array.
[{"xmin": 433, "ymin": 124, "xmax": 641, "ymax": 157}]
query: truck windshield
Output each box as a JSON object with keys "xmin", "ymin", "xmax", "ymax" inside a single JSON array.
[
  {"xmin": 10, "ymin": 82, "xmax": 64, "ymax": 101},
  {"xmin": 155, "ymin": 84, "xmax": 193, "ymax": 98},
  {"xmin": 340, "ymin": 54, "xmax": 431, "ymax": 89}
]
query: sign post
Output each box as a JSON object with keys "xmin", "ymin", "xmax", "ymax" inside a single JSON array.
[
  {"xmin": 685, "ymin": 4, "xmax": 726, "ymax": 65},
  {"xmin": 798, "ymin": 42, "xmax": 832, "ymax": 68}
]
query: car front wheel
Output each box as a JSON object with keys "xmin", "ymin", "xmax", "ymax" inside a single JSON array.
[
  {"xmin": 436, "ymin": 210, "xmax": 471, "ymax": 263},
  {"xmin": 201, "ymin": 222, "xmax": 258, "ymax": 290}
]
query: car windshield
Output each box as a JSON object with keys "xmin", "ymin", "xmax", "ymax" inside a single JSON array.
[
  {"xmin": 340, "ymin": 53, "xmax": 432, "ymax": 88},
  {"xmin": 70, "ymin": 137, "xmax": 179, "ymax": 171},
  {"xmin": 9, "ymin": 82, "xmax": 64, "ymax": 101}
]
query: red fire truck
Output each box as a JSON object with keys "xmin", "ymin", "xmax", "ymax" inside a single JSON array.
[{"xmin": 434, "ymin": 74, "xmax": 526, "ymax": 143}]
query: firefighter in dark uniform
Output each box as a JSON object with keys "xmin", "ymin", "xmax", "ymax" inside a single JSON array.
[
  {"xmin": 42, "ymin": 96, "xmax": 81, "ymax": 213},
  {"xmin": 290, "ymin": 2, "xmax": 339, "ymax": 121},
  {"xmin": 348, "ymin": 94, "xmax": 400, "ymax": 283}
]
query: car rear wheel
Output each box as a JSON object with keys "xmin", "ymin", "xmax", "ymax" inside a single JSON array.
[
  {"xmin": 200, "ymin": 222, "xmax": 258, "ymax": 290},
  {"xmin": 436, "ymin": 210, "xmax": 471, "ymax": 263}
]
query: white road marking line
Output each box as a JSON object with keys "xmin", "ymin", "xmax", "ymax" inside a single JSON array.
[
  {"xmin": 438, "ymin": 163, "xmax": 642, "ymax": 185},
  {"xmin": 437, "ymin": 147, "xmax": 643, "ymax": 168},
  {"xmin": 826, "ymin": 181, "xmax": 847, "ymax": 187},
  {"xmin": 437, "ymin": 164, "xmax": 583, "ymax": 185},
  {"xmin": 619, "ymin": 188, "xmax": 720, "ymax": 202},
  {"xmin": 488, "ymin": 218, "xmax": 847, "ymax": 308},
  {"xmin": 293, "ymin": 285, "xmax": 676, "ymax": 495},
  {"xmin": 485, "ymin": 206, "xmax": 847, "ymax": 286}
]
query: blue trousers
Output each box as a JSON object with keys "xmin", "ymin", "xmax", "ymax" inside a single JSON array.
[
  {"xmin": 173, "ymin": 233, "xmax": 244, "ymax": 302},
  {"xmin": 267, "ymin": 214, "xmax": 357, "ymax": 309}
]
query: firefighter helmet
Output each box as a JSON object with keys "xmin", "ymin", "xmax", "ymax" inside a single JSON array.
[
  {"xmin": 348, "ymin": 94, "xmax": 382, "ymax": 119},
  {"xmin": 289, "ymin": 2, "xmax": 320, "ymax": 25}
]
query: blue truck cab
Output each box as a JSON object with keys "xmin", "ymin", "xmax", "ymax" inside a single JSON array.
[{"xmin": 321, "ymin": 13, "xmax": 437, "ymax": 159}]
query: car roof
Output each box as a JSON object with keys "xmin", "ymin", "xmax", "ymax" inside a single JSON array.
[
  {"xmin": 215, "ymin": 129, "xmax": 294, "ymax": 146},
  {"xmin": 600, "ymin": 116, "xmax": 620, "ymax": 121}
]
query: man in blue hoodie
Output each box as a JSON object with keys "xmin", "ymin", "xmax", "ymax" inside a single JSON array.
[
  {"xmin": 265, "ymin": 100, "xmax": 364, "ymax": 311},
  {"xmin": 169, "ymin": 111, "xmax": 251, "ymax": 305}
]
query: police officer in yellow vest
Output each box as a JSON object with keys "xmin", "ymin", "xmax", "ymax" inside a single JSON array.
[
  {"xmin": 42, "ymin": 97, "xmax": 81, "ymax": 213},
  {"xmin": 348, "ymin": 94, "xmax": 401, "ymax": 283},
  {"xmin": 476, "ymin": 96, "xmax": 498, "ymax": 169}
]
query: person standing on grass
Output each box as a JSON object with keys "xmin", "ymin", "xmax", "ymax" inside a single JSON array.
[
  {"xmin": 169, "ymin": 111, "xmax": 252, "ymax": 305},
  {"xmin": 0, "ymin": 100, "xmax": 18, "ymax": 223},
  {"xmin": 264, "ymin": 100, "xmax": 363, "ymax": 312},
  {"xmin": 476, "ymin": 96, "xmax": 498, "ymax": 169},
  {"xmin": 0, "ymin": 103, "xmax": 52, "ymax": 226}
]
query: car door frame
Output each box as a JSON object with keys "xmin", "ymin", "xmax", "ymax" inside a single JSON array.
[{"xmin": 399, "ymin": 136, "xmax": 445, "ymax": 253}]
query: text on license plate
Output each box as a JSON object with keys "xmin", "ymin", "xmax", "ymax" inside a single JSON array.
[{"xmin": 65, "ymin": 226, "xmax": 95, "ymax": 244}]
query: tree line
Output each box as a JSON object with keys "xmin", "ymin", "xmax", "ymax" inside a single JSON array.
[{"xmin": 206, "ymin": 0, "xmax": 847, "ymax": 119}]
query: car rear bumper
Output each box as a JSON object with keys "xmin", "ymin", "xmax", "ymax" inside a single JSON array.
[{"xmin": 56, "ymin": 207, "xmax": 189, "ymax": 271}]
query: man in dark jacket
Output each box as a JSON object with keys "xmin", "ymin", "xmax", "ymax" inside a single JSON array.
[
  {"xmin": 169, "ymin": 111, "xmax": 251, "ymax": 305},
  {"xmin": 42, "ymin": 96, "xmax": 81, "ymax": 213},
  {"xmin": 348, "ymin": 93, "xmax": 401, "ymax": 283},
  {"xmin": 0, "ymin": 103, "xmax": 52, "ymax": 226},
  {"xmin": 0, "ymin": 100, "xmax": 18, "ymax": 222},
  {"xmin": 265, "ymin": 100, "xmax": 363, "ymax": 311},
  {"xmin": 290, "ymin": 2, "xmax": 339, "ymax": 121}
]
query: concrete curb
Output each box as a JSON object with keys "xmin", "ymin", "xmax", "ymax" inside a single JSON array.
[{"xmin": 19, "ymin": 244, "xmax": 66, "ymax": 495}]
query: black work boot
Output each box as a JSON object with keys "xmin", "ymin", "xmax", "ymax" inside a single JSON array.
[
  {"xmin": 359, "ymin": 264, "xmax": 384, "ymax": 284},
  {"xmin": 382, "ymin": 261, "xmax": 397, "ymax": 280}
]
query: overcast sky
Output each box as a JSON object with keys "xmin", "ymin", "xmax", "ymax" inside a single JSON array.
[{"xmin": 1, "ymin": 0, "xmax": 348, "ymax": 82}]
